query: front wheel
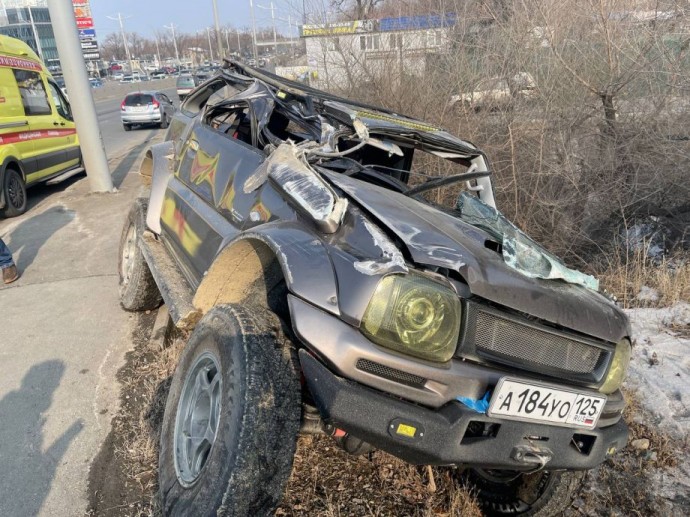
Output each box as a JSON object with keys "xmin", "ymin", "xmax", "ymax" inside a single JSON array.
[
  {"xmin": 461, "ymin": 468, "xmax": 585, "ymax": 517},
  {"xmin": 159, "ymin": 304, "xmax": 301, "ymax": 516},
  {"xmin": 1, "ymin": 168, "xmax": 27, "ymax": 218}
]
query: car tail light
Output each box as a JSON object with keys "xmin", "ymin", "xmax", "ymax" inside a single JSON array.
[
  {"xmin": 152, "ymin": 100, "xmax": 160, "ymax": 109},
  {"xmin": 120, "ymin": 100, "xmax": 126, "ymax": 111}
]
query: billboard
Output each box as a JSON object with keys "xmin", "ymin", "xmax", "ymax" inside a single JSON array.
[
  {"xmin": 73, "ymin": 0, "xmax": 99, "ymax": 60},
  {"xmin": 300, "ymin": 19, "xmax": 378, "ymax": 37}
]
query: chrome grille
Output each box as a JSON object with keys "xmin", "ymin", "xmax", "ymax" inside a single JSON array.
[{"xmin": 460, "ymin": 303, "xmax": 612, "ymax": 384}]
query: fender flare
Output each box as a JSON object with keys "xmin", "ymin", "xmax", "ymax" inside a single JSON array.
[
  {"xmin": 193, "ymin": 221, "xmax": 340, "ymax": 318},
  {"xmin": 141, "ymin": 140, "xmax": 175, "ymax": 234}
]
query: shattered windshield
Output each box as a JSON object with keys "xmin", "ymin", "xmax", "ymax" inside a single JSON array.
[{"xmin": 456, "ymin": 192, "xmax": 599, "ymax": 291}]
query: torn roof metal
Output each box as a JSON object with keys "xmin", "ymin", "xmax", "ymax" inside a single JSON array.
[{"xmin": 220, "ymin": 60, "xmax": 484, "ymax": 160}]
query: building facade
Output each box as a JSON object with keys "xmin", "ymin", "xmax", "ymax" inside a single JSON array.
[
  {"xmin": 0, "ymin": 1, "xmax": 59, "ymax": 69},
  {"xmin": 300, "ymin": 13, "xmax": 456, "ymax": 91},
  {"xmin": 0, "ymin": 0, "xmax": 101, "ymax": 73}
]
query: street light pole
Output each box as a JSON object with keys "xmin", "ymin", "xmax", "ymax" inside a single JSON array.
[
  {"xmin": 27, "ymin": 6, "xmax": 44, "ymax": 60},
  {"xmin": 164, "ymin": 23, "xmax": 180, "ymax": 66},
  {"xmin": 206, "ymin": 27, "xmax": 214, "ymax": 62},
  {"xmin": 249, "ymin": 0, "xmax": 258, "ymax": 60},
  {"xmin": 47, "ymin": 0, "xmax": 112, "ymax": 192},
  {"xmin": 108, "ymin": 13, "xmax": 133, "ymax": 73},
  {"xmin": 211, "ymin": 0, "xmax": 224, "ymax": 58}
]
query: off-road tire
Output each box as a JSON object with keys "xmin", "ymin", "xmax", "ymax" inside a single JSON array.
[
  {"xmin": 1, "ymin": 167, "xmax": 27, "ymax": 218},
  {"xmin": 118, "ymin": 198, "xmax": 162, "ymax": 311},
  {"xmin": 461, "ymin": 468, "xmax": 584, "ymax": 517},
  {"xmin": 160, "ymin": 115, "xmax": 169, "ymax": 129},
  {"xmin": 123, "ymin": 124, "xmax": 132, "ymax": 131},
  {"xmin": 159, "ymin": 304, "xmax": 301, "ymax": 516}
]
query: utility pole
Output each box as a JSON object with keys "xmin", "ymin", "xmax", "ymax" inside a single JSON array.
[
  {"xmin": 206, "ymin": 27, "xmax": 214, "ymax": 62},
  {"xmin": 249, "ymin": 0, "xmax": 258, "ymax": 60},
  {"xmin": 164, "ymin": 23, "xmax": 180, "ymax": 66},
  {"xmin": 211, "ymin": 0, "xmax": 224, "ymax": 58},
  {"xmin": 154, "ymin": 34, "xmax": 162, "ymax": 68},
  {"xmin": 257, "ymin": 2, "xmax": 277, "ymax": 52},
  {"xmin": 47, "ymin": 0, "xmax": 112, "ymax": 192},
  {"xmin": 108, "ymin": 13, "xmax": 133, "ymax": 73}
]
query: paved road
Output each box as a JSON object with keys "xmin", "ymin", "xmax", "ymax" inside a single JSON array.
[
  {"xmin": 95, "ymin": 86, "xmax": 178, "ymax": 159},
  {"xmin": 0, "ymin": 98, "xmax": 166, "ymax": 516}
]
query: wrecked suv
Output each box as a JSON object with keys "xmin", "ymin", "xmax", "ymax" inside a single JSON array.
[{"xmin": 118, "ymin": 61, "xmax": 631, "ymax": 517}]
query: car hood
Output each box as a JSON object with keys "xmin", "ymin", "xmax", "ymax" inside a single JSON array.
[{"xmin": 325, "ymin": 171, "xmax": 630, "ymax": 343}]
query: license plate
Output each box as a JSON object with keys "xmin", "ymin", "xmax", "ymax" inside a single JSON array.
[
  {"xmin": 131, "ymin": 106, "xmax": 146, "ymax": 112},
  {"xmin": 488, "ymin": 378, "xmax": 606, "ymax": 429}
]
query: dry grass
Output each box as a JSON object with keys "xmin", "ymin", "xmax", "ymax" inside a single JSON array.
[
  {"xmin": 595, "ymin": 246, "xmax": 690, "ymax": 309},
  {"xmin": 279, "ymin": 435, "xmax": 482, "ymax": 517}
]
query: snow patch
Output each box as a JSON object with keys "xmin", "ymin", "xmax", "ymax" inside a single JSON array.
[{"xmin": 625, "ymin": 302, "xmax": 690, "ymax": 440}]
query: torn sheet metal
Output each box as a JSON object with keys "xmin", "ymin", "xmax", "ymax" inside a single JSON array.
[
  {"xmin": 456, "ymin": 192, "xmax": 599, "ymax": 291},
  {"xmin": 354, "ymin": 220, "xmax": 409, "ymax": 275},
  {"xmin": 243, "ymin": 143, "xmax": 347, "ymax": 233}
]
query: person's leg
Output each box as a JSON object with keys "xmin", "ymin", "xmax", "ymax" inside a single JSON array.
[
  {"xmin": 0, "ymin": 238, "xmax": 13, "ymax": 269},
  {"xmin": 0, "ymin": 238, "xmax": 18, "ymax": 284}
]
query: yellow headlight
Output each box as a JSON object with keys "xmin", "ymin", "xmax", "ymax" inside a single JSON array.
[
  {"xmin": 361, "ymin": 273, "xmax": 462, "ymax": 362},
  {"xmin": 599, "ymin": 338, "xmax": 632, "ymax": 394}
]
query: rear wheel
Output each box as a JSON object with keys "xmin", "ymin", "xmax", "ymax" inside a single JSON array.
[
  {"xmin": 1, "ymin": 167, "xmax": 27, "ymax": 218},
  {"xmin": 160, "ymin": 114, "xmax": 169, "ymax": 129},
  {"xmin": 159, "ymin": 304, "xmax": 301, "ymax": 516},
  {"xmin": 118, "ymin": 198, "xmax": 162, "ymax": 311},
  {"xmin": 123, "ymin": 124, "xmax": 132, "ymax": 131},
  {"xmin": 461, "ymin": 468, "xmax": 584, "ymax": 516}
]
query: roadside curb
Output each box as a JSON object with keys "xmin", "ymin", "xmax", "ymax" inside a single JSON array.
[{"xmin": 148, "ymin": 306, "xmax": 170, "ymax": 350}]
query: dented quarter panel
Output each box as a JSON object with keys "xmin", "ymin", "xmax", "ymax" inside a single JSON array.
[{"xmin": 325, "ymin": 171, "xmax": 630, "ymax": 343}]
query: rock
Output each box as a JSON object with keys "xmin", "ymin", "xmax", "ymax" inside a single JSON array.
[{"xmin": 631, "ymin": 438, "xmax": 650, "ymax": 450}]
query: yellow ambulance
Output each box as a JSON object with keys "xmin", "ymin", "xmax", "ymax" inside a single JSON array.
[{"xmin": 0, "ymin": 35, "xmax": 81, "ymax": 217}]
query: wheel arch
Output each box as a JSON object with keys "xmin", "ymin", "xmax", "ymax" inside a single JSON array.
[{"xmin": 193, "ymin": 225, "xmax": 340, "ymax": 320}]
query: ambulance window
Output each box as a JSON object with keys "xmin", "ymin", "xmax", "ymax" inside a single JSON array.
[
  {"xmin": 48, "ymin": 82, "xmax": 71, "ymax": 120},
  {"xmin": 13, "ymin": 69, "xmax": 51, "ymax": 116}
]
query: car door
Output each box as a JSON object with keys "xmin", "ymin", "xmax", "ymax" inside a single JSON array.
[
  {"xmin": 158, "ymin": 93, "xmax": 175, "ymax": 119},
  {"xmin": 12, "ymin": 68, "xmax": 75, "ymax": 184},
  {"xmin": 0, "ymin": 66, "xmax": 35, "ymax": 173},
  {"xmin": 46, "ymin": 80, "xmax": 79, "ymax": 170},
  {"xmin": 161, "ymin": 103, "xmax": 264, "ymax": 287}
]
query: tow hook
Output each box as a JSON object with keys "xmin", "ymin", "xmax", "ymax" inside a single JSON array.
[{"xmin": 511, "ymin": 445, "xmax": 553, "ymax": 467}]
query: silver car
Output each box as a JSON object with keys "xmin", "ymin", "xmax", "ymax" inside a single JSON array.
[{"xmin": 121, "ymin": 91, "xmax": 176, "ymax": 131}]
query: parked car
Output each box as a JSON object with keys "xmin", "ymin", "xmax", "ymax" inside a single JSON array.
[
  {"xmin": 111, "ymin": 72, "xmax": 124, "ymax": 81},
  {"xmin": 175, "ymin": 74, "xmax": 196, "ymax": 100},
  {"xmin": 450, "ymin": 72, "xmax": 537, "ymax": 112},
  {"xmin": 0, "ymin": 35, "xmax": 81, "ymax": 218},
  {"xmin": 119, "ymin": 75, "xmax": 140, "ymax": 84},
  {"xmin": 120, "ymin": 91, "xmax": 175, "ymax": 131},
  {"xmin": 89, "ymin": 78, "xmax": 103, "ymax": 88},
  {"xmin": 119, "ymin": 61, "xmax": 631, "ymax": 517}
]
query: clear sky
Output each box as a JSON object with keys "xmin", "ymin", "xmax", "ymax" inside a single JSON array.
[{"xmin": 90, "ymin": 0, "xmax": 307, "ymax": 39}]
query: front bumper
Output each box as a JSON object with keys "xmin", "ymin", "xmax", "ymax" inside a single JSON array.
[{"xmin": 300, "ymin": 350, "xmax": 629, "ymax": 470}]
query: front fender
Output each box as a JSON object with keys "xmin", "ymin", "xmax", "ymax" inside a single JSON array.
[
  {"xmin": 193, "ymin": 221, "xmax": 340, "ymax": 317},
  {"xmin": 141, "ymin": 141, "xmax": 175, "ymax": 234}
]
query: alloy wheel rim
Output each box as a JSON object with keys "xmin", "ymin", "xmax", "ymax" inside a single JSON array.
[
  {"xmin": 121, "ymin": 224, "xmax": 136, "ymax": 285},
  {"xmin": 174, "ymin": 350, "xmax": 222, "ymax": 486}
]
